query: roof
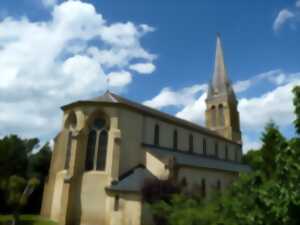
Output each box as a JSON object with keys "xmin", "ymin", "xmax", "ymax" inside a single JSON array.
[
  {"xmin": 62, "ymin": 91, "xmax": 241, "ymax": 145},
  {"xmin": 145, "ymin": 145, "xmax": 251, "ymax": 173},
  {"xmin": 107, "ymin": 167, "xmax": 156, "ymax": 193},
  {"xmin": 207, "ymin": 34, "xmax": 237, "ymax": 101}
]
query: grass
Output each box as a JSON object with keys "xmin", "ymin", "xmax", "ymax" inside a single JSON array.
[{"xmin": 0, "ymin": 215, "xmax": 57, "ymax": 225}]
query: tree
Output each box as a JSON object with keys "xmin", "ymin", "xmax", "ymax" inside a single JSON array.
[
  {"xmin": 260, "ymin": 121, "xmax": 286, "ymax": 178},
  {"xmin": 293, "ymin": 86, "xmax": 300, "ymax": 135},
  {"xmin": 0, "ymin": 135, "xmax": 52, "ymax": 214},
  {"xmin": 1, "ymin": 176, "xmax": 40, "ymax": 225},
  {"xmin": 149, "ymin": 86, "xmax": 300, "ymax": 225}
]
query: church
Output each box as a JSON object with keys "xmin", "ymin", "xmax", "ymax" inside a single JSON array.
[{"xmin": 41, "ymin": 35, "xmax": 250, "ymax": 225}]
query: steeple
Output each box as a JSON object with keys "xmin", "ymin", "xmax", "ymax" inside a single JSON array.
[
  {"xmin": 207, "ymin": 33, "xmax": 235, "ymax": 100},
  {"xmin": 205, "ymin": 34, "xmax": 241, "ymax": 144}
]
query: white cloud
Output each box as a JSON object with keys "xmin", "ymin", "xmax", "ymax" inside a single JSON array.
[
  {"xmin": 273, "ymin": 9, "xmax": 295, "ymax": 31},
  {"xmin": 148, "ymin": 70, "xmax": 300, "ymax": 152},
  {"xmin": 238, "ymin": 79, "xmax": 299, "ymax": 131},
  {"xmin": 42, "ymin": 0, "xmax": 57, "ymax": 7},
  {"xmin": 296, "ymin": 0, "xmax": 300, "ymax": 7},
  {"xmin": 176, "ymin": 92, "xmax": 207, "ymax": 125},
  {"xmin": 0, "ymin": 0, "xmax": 156, "ymax": 140},
  {"xmin": 129, "ymin": 63, "xmax": 156, "ymax": 74},
  {"xmin": 107, "ymin": 71, "xmax": 132, "ymax": 87},
  {"xmin": 143, "ymin": 84, "xmax": 206, "ymax": 110}
]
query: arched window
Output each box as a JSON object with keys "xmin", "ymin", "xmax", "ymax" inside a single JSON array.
[
  {"xmin": 201, "ymin": 178, "xmax": 206, "ymax": 198},
  {"xmin": 211, "ymin": 106, "xmax": 217, "ymax": 127},
  {"xmin": 189, "ymin": 134, "xmax": 194, "ymax": 153},
  {"xmin": 96, "ymin": 130, "xmax": 108, "ymax": 170},
  {"xmin": 173, "ymin": 130, "xmax": 178, "ymax": 150},
  {"xmin": 225, "ymin": 145, "xmax": 229, "ymax": 160},
  {"xmin": 64, "ymin": 131, "xmax": 72, "ymax": 170},
  {"xmin": 85, "ymin": 130, "xmax": 97, "ymax": 171},
  {"xmin": 218, "ymin": 104, "xmax": 225, "ymax": 126},
  {"xmin": 64, "ymin": 112, "xmax": 77, "ymax": 170},
  {"xmin": 203, "ymin": 139, "xmax": 207, "ymax": 156},
  {"xmin": 215, "ymin": 142, "xmax": 219, "ymax": 158},
  {"xmin": 85, "ymin": 118, "xmax": 108, "ymax": 171},
  {"xmin": 154, "ymin": 124, "xmax": 160, "ymax": 146}
]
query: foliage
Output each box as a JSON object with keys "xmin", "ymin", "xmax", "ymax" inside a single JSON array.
[
  {"xmin": 260, "ymin": 121, "xmax": 287, "ymax": 178},
  {"xmin": 293, "ymin": 86, "xmax": 300, "ymax": 135},
  {"xmin": 0, "ymin": 135, "xmax": 51, "ymax": 214},
  {"xmin": 149, "ymin": 86, "xmax": 300, "ymax": 225},
  {"xmin": 0, "ymin": 215, "xmax": 57, "ymax": 225}
]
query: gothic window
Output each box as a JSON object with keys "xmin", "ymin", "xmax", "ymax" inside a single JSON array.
[
  {"xmin": 215, "ymin": 142, "xmax": 219, "ymax": 158},
  {"xmin": 154, "ymin": 124, "xmax": 160, "ymax": 146},
  {"xmin": 211, "ymin": 106, "xmax": 217, "ymax": 127},
  {"xmin": 218, "ymin": 104, "xmax": 225, "ymax": 126},
  {"xmin": 201, "ymin": 178, "xmax": 206, "ymax": 198},
  {"xmin": 203, "ymin": 139, "xmax": 207, "ymax": 156},
  {"xmin": 225, "ymin": 145, "xmax": 229, "ymax": 160},
  {"xmin": 64, "ymin": 131, "xmax": 72, "ymax": 170},
  {"xmin": 173, "ymin": 130, "xmax": 178, "ymax": 150},
  {"xmin": 189, "ymin": 134, "xmax": 194, "ymax": 153},
  {"xmin": 85, "ymin": 118, "xmax": 109, "ymax": 171},
  {"xmin": 96, "ymin": 130, "xmax": 108, "ymax": 170},
  {"xmin": 64, "ymin": 112, "xmax": 77, "ymax": 170},
  {"xmin": 85, "ymin": 130, "xmax": 97, "ymax": 171}
]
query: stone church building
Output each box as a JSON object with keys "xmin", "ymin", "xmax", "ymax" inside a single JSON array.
[{"xmin": 41, "ymin": 35, "xmax": 250, "ymax": 225}]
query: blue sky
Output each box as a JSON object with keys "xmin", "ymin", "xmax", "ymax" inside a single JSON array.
[{"xmin": 0, "ymin": 0, "xmax": 299, "ymax": 151}]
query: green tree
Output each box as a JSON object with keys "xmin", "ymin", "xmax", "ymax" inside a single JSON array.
[
  {"xmin": 293, "ymin": 86, "xmax": 300, "ymax": 135},
  {"xmin": 260, "ymin": 121, "xmax": 286, "ymax": 178},
  {"xmin": 1, "ymin": 176, "xmax": 40, "ymax": 225}
]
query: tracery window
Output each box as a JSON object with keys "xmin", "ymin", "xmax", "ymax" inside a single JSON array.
[{"xmin": 85, "ymin": 118, "xmax": 109, "ymax": 171}]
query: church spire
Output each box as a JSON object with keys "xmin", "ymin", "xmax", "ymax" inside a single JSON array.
[
  {"xmin": 205, "ymin": 34, "xmax": 241, "ymax": 144},
  {"xmin": 212, "ymin": 33, "xmax": 229, "ymax": 93}
]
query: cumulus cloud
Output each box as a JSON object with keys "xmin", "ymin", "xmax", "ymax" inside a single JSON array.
[
  {"xmin": 143, "ymin": 84, "xmax": 207, "ymax": 109},
  {"xmin": 273, "ymin": 9, "xmax": 295, "ymax": 31},
  {"xmin": 107, "ymin": 71, "xmax": 132, "ymax": 87},
  {"xmin": 0, "ymin": 0, "xmax": 156, "ymax": 139},
  {"xmin": 146, "ymin": 70, "xmax": 299, "ymax": 152},
  {"xmin": 129, "ymin": 63, "xmax": 156, "ymax": 74}
]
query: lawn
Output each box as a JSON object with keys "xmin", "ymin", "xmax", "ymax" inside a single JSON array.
[{"xmin": 0, "ymin": 215, "xmax": 56, "ymax": 225}]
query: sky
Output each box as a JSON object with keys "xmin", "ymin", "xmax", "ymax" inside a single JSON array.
[{"xmin": 0, "ymin": 0, "xmax": 299, "ymax": 152}]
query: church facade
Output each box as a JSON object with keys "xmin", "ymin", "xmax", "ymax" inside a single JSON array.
[{"xmin": 41, "ymin": 35, "xmax": 249, "ymax": 225}]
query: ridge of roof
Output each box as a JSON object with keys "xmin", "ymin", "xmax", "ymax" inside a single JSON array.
[{"xmin": 62, "ymin": 91, "xmax": 241, "ymax": 145}]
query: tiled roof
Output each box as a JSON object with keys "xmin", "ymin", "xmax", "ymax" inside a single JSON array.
[
  {"xmin": 107, "ymin": 167, "xmax": 156, "ymax": 193},
  {"xmin": 146, "ymin": 146, "xmax": 251, "ymax": 173}
]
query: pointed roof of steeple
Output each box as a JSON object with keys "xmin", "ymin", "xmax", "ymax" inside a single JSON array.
[{"xmin": 207, "ymin": 34, "xmax": 236, "ymax": 100}]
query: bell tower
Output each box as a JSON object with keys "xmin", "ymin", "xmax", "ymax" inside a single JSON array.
[{"xmin": 205, "ymin": 34, "xmax": 242, "ymax": 144}]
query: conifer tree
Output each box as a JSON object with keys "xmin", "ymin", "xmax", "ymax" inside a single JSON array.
[{"xmin": 260, "ymin": 121, "xmax": 286, "ymax": 178}]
